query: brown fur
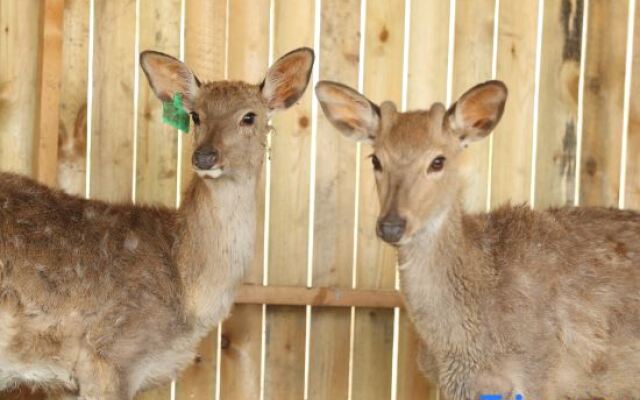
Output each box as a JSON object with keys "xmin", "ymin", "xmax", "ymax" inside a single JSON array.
[
  {"xmin": 317, "ymin": 80, "xmax": 640, "ymax": 399},
  {"xmin": 0, "ymin": 48, "xmax": 313, "ymax": 399}
]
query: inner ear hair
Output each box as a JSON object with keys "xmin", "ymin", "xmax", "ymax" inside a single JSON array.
[
  {"xmin": 445, "ymin": 80, "xmax": 508, "ymax": 144},
  {"xmin": 262, "ymin": 47, "xmax": 315, "ymax": 110},
  {"xmin": 315, "ymin": 80, "xmax": 381, "ymax": 143},
  {"xmin": 139, "ymin": 50, "xmax": 200, "ymax": 109}
]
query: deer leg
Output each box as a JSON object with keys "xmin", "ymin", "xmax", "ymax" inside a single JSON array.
[
  {"xmin": 417, "ymin": 344, "xmax": 439, "ymax": 383},
  {"xmin": 75, "ymin": 354, "xmax": 129, "ymax": 400},
  {"xmin": 472, "ymin": 371, "xmax": 514, "ymax": 400}
]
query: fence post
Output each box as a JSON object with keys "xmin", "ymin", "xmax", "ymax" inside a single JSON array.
[{"xmin": 34, "ymin": 0, "xmax": 64, "ymax": 187}]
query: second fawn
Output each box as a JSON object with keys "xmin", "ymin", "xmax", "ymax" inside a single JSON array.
[
  {"xmin": 0, "ymin": 48, "xmax": 314, "ymax": 399},
  {"xmin": 316, "ymin": 80, "xmax": 640, "ymax": 400}
]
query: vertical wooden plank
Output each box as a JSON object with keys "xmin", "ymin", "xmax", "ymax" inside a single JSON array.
[
  {"xmin": 225, "ymin": 0, "xmax": 270, "ymax": 83},
  {"xmin": 534, "ymin": 0, "xmax": 584, "ymax": 208},
  {"xmin": 405, "ymin": 0, "xmax": 449, "ymax": 109},
  {"xmin": 263, "ymin": 307, "xmax": 307, "ymax": 400},
  {"xmin": 352, "ymin": 1, "xmax": 405, "ymax": 399},
  {"xmin": 219, "ymin": 1, "xmax": 270, "ymax": 399},
  {"xmin": 397, "ymin": 315, "xmax": 439, "ymax": 400},
  {"xmin": 267, "ymin": 0, "xmax": 314, "ymax": 282},
  {"xmin": 580, "ymin": 0, "xmax": 629, "ymax": 207},
  {"xmin": 454, "ymin": 0, "xmax": 496, "ymax": 213},
  {"xmin": 264, "ymin": 1, "xmax": 314, "ymax": 399},
  {"xmin": 57, "ymin": 0, "xmax": 89, "ymax": 196},
  {"xmin": 35, "ymin": 0, "xmax": 64, "ymax": 187},
  {"xmin": 180, "ymin": 0, "xmax": 227, "ymax": 196},
  {"xmin": 0, "ymin": 0, "xmax": 43, "ymax": 176},
  {"xmin": 625, "ymin": 0, "xmax": 640, "ymax": 208},
  {"xmin": 133, "ymin": 1, "xmax": 181, "ymax": 399},
  {"xmin": 42, "ymin": 5, "xmax": 80, "ymax": 400},
  {"xmin": 89, "ymin": 0, "xmax": 136, "ymax": 202},
  {"xmin": 175, "ymin": 336, "xmax": 218, "ymax": 400},
  {"xmin": 396, "ymin": 2, "xmax": 449, "ymax": 399},
  {"xmin": 490, "ymin": 0, "xmax": 539, "ymax": 206},
  {"xmin": 135, "ymin": 0, "xmax": 181, "ymax": 207},
  {"xmin": 175, "ymin": 1, "xmax": 227, "ymax": 400},
  {"xmin": 308, "ymin": 0, "xmax": 360, "ymax": 398},
  {"xmin": 0, "ymin": 3, "xmax": 50, "ymax": 399}
]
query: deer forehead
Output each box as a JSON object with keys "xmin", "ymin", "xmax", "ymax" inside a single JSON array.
[
  {"xmin": 376, "ymin": 109, "xmax": 450, "ymax": 161},
  {"xmin": 195, "ymin": 81, "xmax": 264, "ymax": 116}
]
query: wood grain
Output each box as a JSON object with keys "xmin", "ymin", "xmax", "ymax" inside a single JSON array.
[
  {"xmin": 490, "ymin": 0, "xmax": 539, "ymax": 206},
  {"xmin": 308, "ymin": 1, "xmax": 361, "ymax": 397},
  {"xmin": 263, "ymin": 1, "xmax": 315, "ymax": 399},
  {"xmin": 35, "ymin": 0, "xmax": 64, "ymax": 187},
  {"xmin": 175, "ymin": 1, "xmax": 228, "ymax": 399},
  {"xmin": 406, "ymin": 0, "xmax": 450, "ymax": 109},
  {"xmin": 219, "ymin": 1, "xmax": 271, "ymax": 399},
  {"xmin": 0, "ymin": 0, "xmax": 43, "ymax": 176},
  {"xmin": 175, "ymin": 335, "xmax": 218, "ymax": 400},
  {"xmin": 135, "ymin": 0, "xmax": 181, "ymax": 207},
  {"xmin": 396, "ymin": 1, "xmax": 451, "ymax": 399},
  {"xmin": 89, "ymin": 0, "xmax": 136, "ymax": 202},
  {"xmin": 454, "ymin": 0, "xmax": 496, "ymax": 213},
  {"xmin": 0, "ymin": 0, "xmax": 47, "ymax": 396},
  {"xmin": 57, "ymin": 0, "xmax": 88, "ymax": 196},
  {"xmin": 534, "ymin": 0, "xmax": 584, "ymax": 208},
  {"xmin": 625, "ymin": 0, "xmax": 640, "ymax": 208},
  {"xmin": 134, "ymin": 1, "xmax": 182, "ymax": 399},
  {"xmin": 579, "ymin": 0, "xmax": 629, "ymax": 207},
  {"xmin": 180, "ymin": 0, "xmax": 228, "ymax": 197},
  {"xmin": 352, "ymin": 1, "xmax": 405, "ymax": 399}
]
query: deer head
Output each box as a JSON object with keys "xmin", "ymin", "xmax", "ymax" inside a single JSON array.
[
  {"xmin": 316, "ymin": 80, "xmax": 507, "ymax": 245},
  {"xmin": 140, "ymin": 48, "xmax": 314, "ymax": 182}
]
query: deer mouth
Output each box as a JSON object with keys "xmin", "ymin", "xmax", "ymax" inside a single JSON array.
[{"xmin": 195, "ymin": 166, "xmax": 224, "ymax": 179}]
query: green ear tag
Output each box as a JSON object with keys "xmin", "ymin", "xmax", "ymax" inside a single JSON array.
[{"xmin": 162, "ymin": 93, "xmax": 190, "ymax": 133}]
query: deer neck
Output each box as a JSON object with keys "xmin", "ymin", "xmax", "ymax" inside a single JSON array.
[
  {"xmin": 176, "ymin": 174, "xmax": 257, "ymax": 329},
  {"xmin": 398, "ymin": 193, "xmax": 489, "ymax": 352}
]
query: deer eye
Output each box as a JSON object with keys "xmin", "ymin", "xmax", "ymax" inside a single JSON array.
[
  {"xmin": 241, "ymin": 112, "xmax": 257, "ymax": 126},
  {"xmin": 190, "ymin": 112, "xmax": 200, "ymax": 125},
  {"xmin": 428, "ymin": 156, "xmax": 446, "ymax": 173},
  {"xmin": 370, "ymin": 154, "xmax": 382, "ymax": 172}
]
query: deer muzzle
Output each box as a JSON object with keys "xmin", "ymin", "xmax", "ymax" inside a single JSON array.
[{"xmin": 376, "ymin": 213, "xmax": 407, "ymax": 244}]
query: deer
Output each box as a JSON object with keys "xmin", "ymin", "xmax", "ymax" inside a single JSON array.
[
  {"xmin": 316, "ymin": 80, "xmax": 640, "ymax": 400},
  {"xmin": 0, "ymin": 47, "xmax": 314, "ymax": 399}
]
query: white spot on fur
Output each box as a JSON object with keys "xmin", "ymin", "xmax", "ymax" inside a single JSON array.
[
  {"xmin": 74, "ymin": 263, "xmax": 84, "ymax": 278},
  {"xmin": 100, "ymin": 233, "xmax": 110, "ymax": 258},
  {"xmin": 124, "ymin": 232, "xmax": 139, "ymax": 252},
  {"xmin": 83, "ymin": 207, "xmax": 97, "ymax": 220}
]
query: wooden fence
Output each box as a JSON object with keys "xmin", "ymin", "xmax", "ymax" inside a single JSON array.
[{"xmin": 1, "ymin": 0, "xmax": 639, "ymax": 399}]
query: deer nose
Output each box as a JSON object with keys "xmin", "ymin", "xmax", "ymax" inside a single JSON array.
[
  {"xmin": 377, "ymin": 215, "xmax": 407, "ymax": 244},
  {"xmin": 192, "ymin": 148, "xmax": 219, "ymax": 170}
]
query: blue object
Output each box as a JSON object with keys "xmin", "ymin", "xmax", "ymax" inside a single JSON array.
[{"xmin": 479, "ymin": 394, "xmax": 524, "ymax": 400}]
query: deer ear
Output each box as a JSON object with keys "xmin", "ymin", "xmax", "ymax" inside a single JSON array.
[
  {"xmin": 140, "ymin": 50, "xmax": 200, "ymax": 112},
  {"xmin": 445, "ymin": 80, "xmax": 507, "ymax": 146},
  {"xmin": 262, "ymin": 47, "xmax": 315, "ymax": 110},
  {"xmin": 315, "ymin": 81, "xmax": 380, "ymax": 144}
]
